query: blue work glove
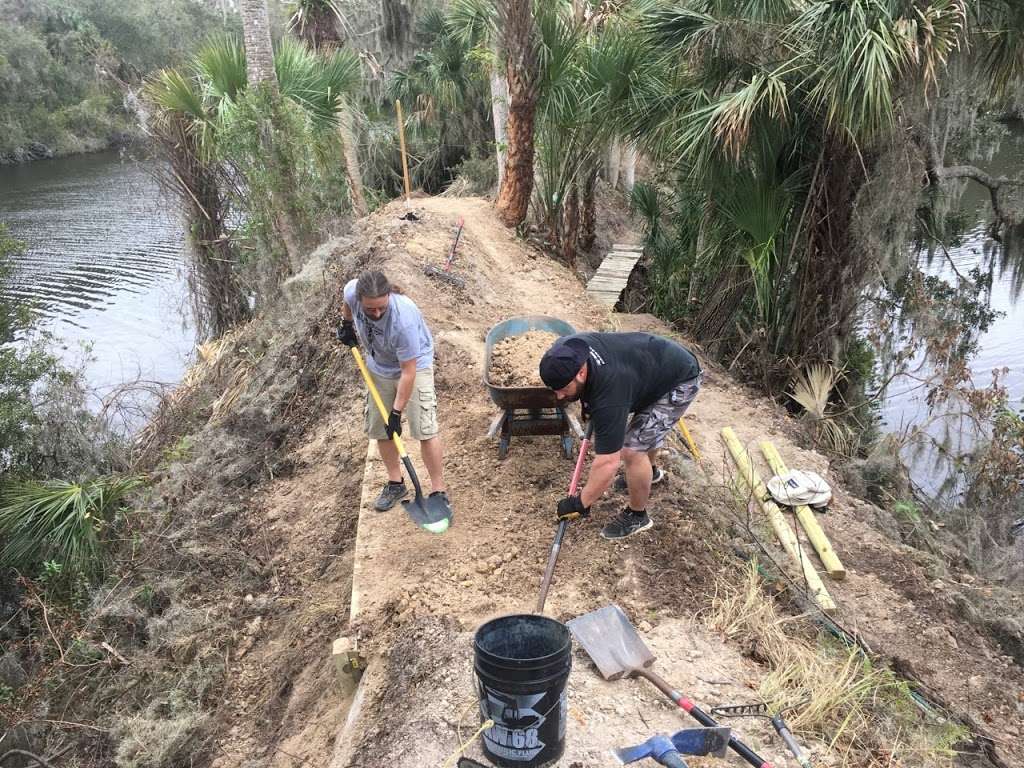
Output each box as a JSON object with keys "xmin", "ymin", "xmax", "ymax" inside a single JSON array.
[
  {"xmin": 556, "ymin": 494, "xmax": 589, "ymax": 522},
  {"xmin": 385, "ymin": 408, "xmax": 403, "ymax": 439},
  {"xmin": 336, "ymin": 319, "xmax": 358, "ymax": 348}
]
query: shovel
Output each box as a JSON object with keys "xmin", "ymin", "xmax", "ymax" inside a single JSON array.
[
  {"xmin": 567, "ymin": 605, "xmax": 774, "ymax": 768},
  {"xmin": 350, "ymin": 347, "xmax": 452, "ymax": 534}
]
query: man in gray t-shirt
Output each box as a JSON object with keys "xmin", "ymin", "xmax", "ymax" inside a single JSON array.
[{"xmin": 338, "ymin": 270, "xmax": 448, "ymax": 512}]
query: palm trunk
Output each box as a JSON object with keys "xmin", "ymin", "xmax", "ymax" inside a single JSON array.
[
  {"xmin": 607, "ymin": 139, "xmax": 621, "ymax": 189},
  {"xmin": 790, "ymin": 139, "xmax": 867, "ymax": 364},
  {"xmin": 560, "ymin": 181, "xmax": 580, "ymax": 266},
  {"xmin": 580, "ymin": 168, "xmax": 597, "ymax": 252},
  {"xmin": 490, "ymin": 63, "xmax": 509, "ymax": 187},
  {"xmin": 621, "ymin": 142, "xmax": 637, "ymax": 192},
  {"xmin": 337, "ymin": 100, "xmax": 368, "ymax": 216},
  {"xmin": 241, "ymin": 0, "xmax": 278, "ymax": 94},
  {"xmin": 495, "ymin": 0, "xmax": 539, "ymax": 228}
]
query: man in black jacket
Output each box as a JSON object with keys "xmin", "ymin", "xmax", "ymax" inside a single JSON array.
[{"xmin": 539, "ymin": 332, "xmax": 702, "ymax": 540}]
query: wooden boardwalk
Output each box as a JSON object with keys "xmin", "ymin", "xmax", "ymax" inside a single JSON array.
[{"xmin": 586, "ymin": 243, "xmax": 644, "ymax": 307}]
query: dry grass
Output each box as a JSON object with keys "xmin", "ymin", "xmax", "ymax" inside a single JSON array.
[{"xmin": 705, "ymin": 561, "xmax": 968, "ymax": 767}]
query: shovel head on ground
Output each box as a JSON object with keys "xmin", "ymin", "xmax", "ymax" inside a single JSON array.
[
  {"xmin": 401, "ymin": 492, "xmax": 452, "ymax": 534},
  {"xmin": 613, "ymin": 727, "xmax": 732, "ymax": 765},
  {"xmin": 566, "ymin": 604, "xmax": 656, "ymax": 680}
]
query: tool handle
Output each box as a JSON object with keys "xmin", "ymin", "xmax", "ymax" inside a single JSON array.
[
  {"xmin": 659, "ymin": 752, "xmax": 689, "ymax": 768},
  {"xmin": 639, "ymin": 670, "xmax": 773, "ymax": 768},
  {"xmin": 535, "ymin": 424, "xmax": 593, "ymax": 614},
  {"xmin": 351, "ymin": 348, "xmax": 429, "ymax": 505},
  {"xmin": 352, "ymin": 348, "xmax": 410, "ymax": 455},
  {"xmin": 771, "ymin": 716, "xmax": 811, "ymax": 768}
]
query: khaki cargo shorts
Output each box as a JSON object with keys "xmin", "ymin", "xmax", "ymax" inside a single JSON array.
[
  {"xmin": 622, "ymin": 373, "xmax": 703, "ymax": 452},
  {"xmin": 364, "ymin": 367, "xmax": 439, "ymax": 441}
]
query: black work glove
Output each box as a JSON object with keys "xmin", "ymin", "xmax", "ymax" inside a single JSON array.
[
  {"xmin": 385, "ymin": 408, "xmax": 403, "ymax": 439},
  {"xmin": 336, "ymin": 319, "xmax": 358, "ymax": 348},
  {"xmin": 556, "ymin": 494, "xmax": 589, "ymax": 522}
]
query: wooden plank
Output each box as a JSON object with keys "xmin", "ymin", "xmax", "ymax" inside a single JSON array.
[
  {"xmin": 720, "ymin": 427, "xmax": 837, "ymax": 613},
  {"xmin": 759, "ymin": 441, "xmax": 847, "ymax": 580},
  {"xmin": 612, "ymin": 243, "xmax": 644, "ymax": 251}
]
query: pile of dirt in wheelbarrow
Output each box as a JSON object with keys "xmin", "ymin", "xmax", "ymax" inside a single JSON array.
[{"xmin": 488, "ymin": 330, "xmax": 562, "ymax": 387}]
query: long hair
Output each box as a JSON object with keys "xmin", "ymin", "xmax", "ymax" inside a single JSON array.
[{"xmin": 355, "ymin": 270, "xmax": 403, "ymax": 298}]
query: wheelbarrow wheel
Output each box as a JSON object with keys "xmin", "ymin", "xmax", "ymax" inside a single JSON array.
[
  {"xmin": 561, "ymin": 435, "xmax": 574, "ymax": 460},
  {"xmin": 498, "ymin": 435, "xmax": 510, "ymax": 460}
]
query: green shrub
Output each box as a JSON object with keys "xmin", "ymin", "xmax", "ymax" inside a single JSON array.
[{"xmin": 0, "ymin": 476, "xmax": 142, "ymax": 584}]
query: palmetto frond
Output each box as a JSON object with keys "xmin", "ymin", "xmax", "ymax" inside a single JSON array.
[{"xmin": 0, "ymin": 476, "xmax": 143, "ymax": 580}]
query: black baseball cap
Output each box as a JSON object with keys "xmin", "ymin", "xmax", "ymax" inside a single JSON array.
[{"xmin": 539, "ymin": 336, "xmax": 589, "ymax": 390}]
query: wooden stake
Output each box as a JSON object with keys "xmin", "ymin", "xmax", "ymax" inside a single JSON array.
[
  {"xmin": 759, "ymin": 441, "xmax": 847, "ymax": 580},
  {"xmin": 720, "ymin": 427, "xmax": 836, "ymax": 613},
  {"xmin": 395, "ymin": 99, "xmax": 412, "ymax": 200}
]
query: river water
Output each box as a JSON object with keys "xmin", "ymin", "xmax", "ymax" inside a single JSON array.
[
  {"xmin": 0, "ymin": 150, "xmax": 195, "ymax": 423},
  {"xmin": 878, "ymin": 127, "xmax": 1024, "ymax": 501}
]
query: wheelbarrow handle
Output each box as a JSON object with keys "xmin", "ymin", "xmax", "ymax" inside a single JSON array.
[
  {"xmin": 638, "ymin": 669, "xmax": 774, "ymax": 768},
  {"xmin": 771, "ymin": 715, "xmax": 812, "ymax": 768}
]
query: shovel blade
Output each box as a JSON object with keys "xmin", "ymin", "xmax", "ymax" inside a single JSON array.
[
  {"xmin": 566, "ymin": 604, "xmax": 656, "ymax": 680},
  {"xmin": 402, "ymin": 491, "xmax": 452, "ymax": 534}
]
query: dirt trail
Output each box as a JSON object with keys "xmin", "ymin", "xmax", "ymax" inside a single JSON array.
[{"xmin": 307, "ymin": 197, "xmax": 1024, "ymax": 767}]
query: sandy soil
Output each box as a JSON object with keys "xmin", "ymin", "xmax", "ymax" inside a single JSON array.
[{"xmin": 487, "ymin": 331, "xmax": 562, "ymax": 388}]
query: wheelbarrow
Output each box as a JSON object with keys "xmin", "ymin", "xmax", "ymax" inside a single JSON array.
[
  {"xmin": 567, "ymin": 605, "xmax": 775, "ymax": 768},
  {"xmin": 483, "ymin": 316, "xmax": 582, "ymax": 459}
]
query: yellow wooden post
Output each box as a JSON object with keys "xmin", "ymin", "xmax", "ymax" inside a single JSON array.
[
  {"xmin": 759, "ymin": 441, "xmax": 846, "ymax": 580},
  {"xmin": 720, "ymin": 427, "xmax": 836, "ymax": 613},
  {"xmin": 395, "ymin": 99, "xmax": 412, "ymax": 200}
]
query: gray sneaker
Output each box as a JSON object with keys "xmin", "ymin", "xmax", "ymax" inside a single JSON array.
[
  {"xmin": 613, "ymin": 466, "xmax": 666, "ymax": 492},
  {"xmin": 374, "ymin": 481, "xmax": 407, "ymax": 511}
]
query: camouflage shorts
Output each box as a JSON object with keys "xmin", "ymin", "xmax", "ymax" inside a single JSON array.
[{"xmin": 623, "ymin": 373, "xmax": 703, "ymax": 452}]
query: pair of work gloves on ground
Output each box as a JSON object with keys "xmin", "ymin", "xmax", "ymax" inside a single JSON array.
[{"xmin": 336, "ymin": 320, "xmax": 403, "ymax": 439}]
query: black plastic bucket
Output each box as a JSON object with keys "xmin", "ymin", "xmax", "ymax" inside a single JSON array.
[{"xmin": 474, "ymin": 614, "xmax": 572, "ymax": 768}]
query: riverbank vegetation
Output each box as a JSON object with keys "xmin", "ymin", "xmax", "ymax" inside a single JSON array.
[{"xmin": 0, "ymin": 0, "xmax": 232, "ymax": 162}]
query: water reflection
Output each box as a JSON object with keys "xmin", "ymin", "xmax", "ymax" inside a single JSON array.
[{"xmin": 0, "ymin": 150, "xmax": 195, "ymax": 409}]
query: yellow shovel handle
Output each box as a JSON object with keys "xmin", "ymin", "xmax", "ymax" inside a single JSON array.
[
  {"xmin": 677, "ymin": 416, "xmax": 701, "ymax": 461},
  {"xmin": 351, "ymin": 347, "xmax": 409, "ymax": 457}
]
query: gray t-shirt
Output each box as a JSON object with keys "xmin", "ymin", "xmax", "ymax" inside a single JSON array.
[{"xmin": 343, "ymin": 279, "xmax": 434, "ymax": 377}]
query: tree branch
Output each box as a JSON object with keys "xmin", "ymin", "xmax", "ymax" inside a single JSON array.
[{"xmin": 923, "ymin": 133, "xmax": 1023, "ymax": 236}]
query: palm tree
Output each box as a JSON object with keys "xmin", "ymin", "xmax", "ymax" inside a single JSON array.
[
  {"xmin": 389, "ymin": 7, "xmax": 492, "ymax": 191},
  {"xmin": 633, "ymin": 0, "xmax": 988, "ymax": 373},
  {"xmin": 241, "ymin": 0, "xmax": 279, "ymax": 93},
  {"xmin": 288, "ymin": 0, "xmax": 369, "ymax": 215},
  {"xmin": 145, "ymin": 65, "xmax": 251, "ymax": 338},
  {"xmin": 145, "ymin": 36, "xmax": 361, "ymax": 336},
  {"xmin": 449, "ymin": 0, "xmax": 509, "ymax": 184},
  {"xmin": 495, "ymin": 0, "xmax": 540, "ymax": 227}
]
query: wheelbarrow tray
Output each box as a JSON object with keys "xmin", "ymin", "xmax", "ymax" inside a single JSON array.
[{"xmin": 483, "ymin": 315, "xmax": 577, "ymax": 410}]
